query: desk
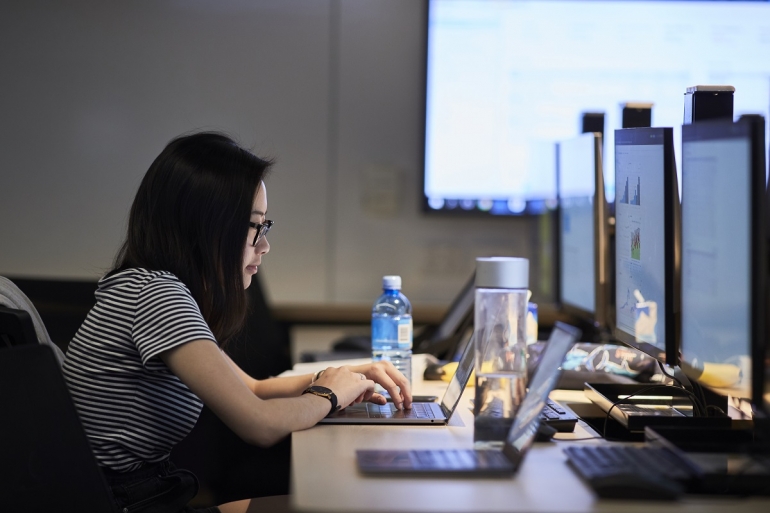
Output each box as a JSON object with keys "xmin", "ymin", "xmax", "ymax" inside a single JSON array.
[{"xmin": 286, "ymin": 355, "xmax": 770, "ymax": 513}]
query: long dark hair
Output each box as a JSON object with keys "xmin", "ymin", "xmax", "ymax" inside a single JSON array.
[{"xmin": 113, "ymin": 132, "xmax": 272, "ymax": 345}]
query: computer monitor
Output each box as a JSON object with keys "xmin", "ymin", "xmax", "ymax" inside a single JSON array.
[
  {"xmin": 680, "ymin": 118, "xmax": 766, "ymax": 402},
  {"xmin": 613, "ymin": 127, "xmax": 680, "ymax": 365},
  {"xmin": 556, "ymin": 133, "xmax": 610, "ymax": 329},
  {"xmin": 759, "ymin": 131, "xmax": 770, "ymax": 442},
  {"xmin": 431, "ymin": 272, "xmax": 475, "ymax": 344},
  {"xmin": 414, "ymin": 272, "xmax": 475, "ymax": 360}
]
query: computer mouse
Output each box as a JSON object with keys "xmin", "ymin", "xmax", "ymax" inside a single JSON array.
[
  {"xmin": 332, "ymin": 335, "xmax": 371, "ymax": 353},
  {"xmin": 589, "ymin": 472, "xmax": 684, "ymax": 501},
  {"xmin": 423, "ymin": 361, "xmax": 448, "ymax": 381}
]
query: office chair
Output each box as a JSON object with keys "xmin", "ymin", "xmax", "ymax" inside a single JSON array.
[
  {"xmin": 0, "ymin": 276, "xmax": 65, "ymax": 365},
  {"xmin": 0, "ymin": 341, "xmax": 115, "ymax": 511}
]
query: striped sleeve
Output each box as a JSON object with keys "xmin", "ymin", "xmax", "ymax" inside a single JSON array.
[{"xmin": 132, "ymin": 276, "xmax": 216, "ymax": 365}]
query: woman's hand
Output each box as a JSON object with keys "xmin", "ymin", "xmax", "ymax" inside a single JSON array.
[
  {"xmin": 312, "ymin": 366, "xmax": 377, "ymax": 411},
  {"xmin": 348, "ymin": 360, "xmax": 412, "ymax": 411}
]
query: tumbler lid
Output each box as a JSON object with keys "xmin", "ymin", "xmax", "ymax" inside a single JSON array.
[{"xmin": 475, "ymin": 257, "xmax": 529, "ymax": 289}]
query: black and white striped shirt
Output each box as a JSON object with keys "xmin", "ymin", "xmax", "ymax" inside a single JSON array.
[{"xmin": 63, "ymin": 268, "xmax": 216, "ymax": 472}]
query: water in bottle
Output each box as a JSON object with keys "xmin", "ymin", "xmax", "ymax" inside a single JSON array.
[{"xmin": 371, "ymin": 275, "xmax": 413, "ymax": 384}]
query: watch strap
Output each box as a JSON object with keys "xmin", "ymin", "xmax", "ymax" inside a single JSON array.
[{"xmin": 302, "ymin": 385, "xmax": 339, "ymax": 416}]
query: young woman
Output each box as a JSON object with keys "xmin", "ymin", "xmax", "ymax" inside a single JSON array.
[{"xmin": 62, "ymin": 132, "xmax": 412, "ymax": 513}]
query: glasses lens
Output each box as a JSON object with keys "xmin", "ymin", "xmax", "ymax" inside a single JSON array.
[{"xmin": 251, "ymin": 221, "xmax": 272, "ymax": 247}]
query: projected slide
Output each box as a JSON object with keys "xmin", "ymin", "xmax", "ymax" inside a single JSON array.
[{"xmin": 424, "ymin": 1, "xmax": 770, "ymax": 214}]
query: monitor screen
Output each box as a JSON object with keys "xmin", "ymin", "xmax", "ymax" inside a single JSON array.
[
  {"xmin": 557, "ymin": 133, "xmax": 608, "ymax": 324},
  {"xmin": 613, "ymin": 127, "xmax": 678, "ymax": 363},
  {"xmin": 681, "ymin": 121, "xmax": 756, "ymax": 398},
  {"xmin": 423, "ymin": 0, "xmax": 770, "ymax": 215}
]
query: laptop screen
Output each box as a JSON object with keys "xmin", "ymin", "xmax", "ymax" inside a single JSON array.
[
  {"xmin": 439, "ymin": 330, "xmax": 475, "ymax": 415},
  {"xmin": 503, "ymin": 323, "xmax": 580, "ymax": 461}
]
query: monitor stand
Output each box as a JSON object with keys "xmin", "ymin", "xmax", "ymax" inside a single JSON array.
[{"xmin": 584, "ymin": 381, "xmax": 731, "ymax": 436}]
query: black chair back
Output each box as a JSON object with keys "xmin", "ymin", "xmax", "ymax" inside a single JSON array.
[{"xmin": 0, "ymin": 343, "xmax": 115, "ymax": 511}]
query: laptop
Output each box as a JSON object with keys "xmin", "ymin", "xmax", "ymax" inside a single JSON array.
[
  {"xmin": 318, "ymin": 329, "xmax": 475, "ymax": 425},
  {"xmin": 355, "ymin": 322, "xmax": 581, "ymax": 476}
]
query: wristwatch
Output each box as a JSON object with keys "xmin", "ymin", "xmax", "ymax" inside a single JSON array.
[{"xmin": 302, "ymin": 385, "xmax": 339, "ymax": 416}]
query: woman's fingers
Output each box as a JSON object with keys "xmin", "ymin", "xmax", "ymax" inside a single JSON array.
[
  {"xmin": 352, "ymin": 361, "xmax": 412, "ymax": 410},
  {"xmin": 313, "ymin": 366, "xmax": 376, "ymax": 409}
]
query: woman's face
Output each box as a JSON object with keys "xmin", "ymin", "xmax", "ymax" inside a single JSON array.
[{"xmin": 243, "ymin": 181, "xmax": 270, "ymax": 289}]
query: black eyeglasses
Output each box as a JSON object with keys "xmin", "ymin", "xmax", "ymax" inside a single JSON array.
[{"xmin": 248, "ymin": 220, "xmax": 274, "ymax": 247}]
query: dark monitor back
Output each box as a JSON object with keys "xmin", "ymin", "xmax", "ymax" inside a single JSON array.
[
  {"xmin": 556, "ymin": 133, "xmax": 609, "ymax": 329},
  {"xmin": 431, "ymin": 272, "xmax": 475, "ymax": 343},
  {"xmin": 621, "ymin": 103, "xmax": 653, "ymax": 129},
  {"xmin": 613, "ymin": 127, "xmax": 680, "ymax": 365},
  {"xmin": 680, "ymin": 118, "xmax": 766, "ymax": 401},
  {"xmin": 581, "ymin": 112, "xmax": 605, "ymax": 139},
  {"xmin": 414, "ymin": 272, "xmax": 475, "ymax": 360}
]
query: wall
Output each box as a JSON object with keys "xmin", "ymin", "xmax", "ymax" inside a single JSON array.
[{"xmin": 0, "ymin": 0, "xmax": 548, "ymax": 307}]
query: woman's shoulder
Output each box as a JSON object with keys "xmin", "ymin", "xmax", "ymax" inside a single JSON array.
[{"xmin": 98, "ymin": 268, "xmax": 189, "ymax": 295}]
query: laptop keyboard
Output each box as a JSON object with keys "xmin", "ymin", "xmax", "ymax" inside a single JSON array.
[
  {"xmin": 411, "ymin": 449, "xmax": 511, "ymax": 469},
  {"xmin": 368, "ymin": 402, "xmax": 436, "ymax": 419}
]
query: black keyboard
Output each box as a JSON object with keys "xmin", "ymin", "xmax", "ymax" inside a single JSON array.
[
  {"xmin": 540, "ymin": 398, "xmax": 578, "ymax": 432},
  {"xmin": 564, "ymin": 445, "xmax": 700, "ymax": 499}
]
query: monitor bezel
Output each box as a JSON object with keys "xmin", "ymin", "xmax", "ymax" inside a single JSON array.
[
  {"xmin": 612, "ymin": 127, "xmax": 680, "ymax": 366},
  {"xmin": 679, "ymin": 119, "xmax": 766, "ymax": 403},
  {"xmin": 759, "ymin": 116, "xmax": 770, "ymax": 435},
  {"xmin": 555, "ymin": 132, "xmax": 610, "ymax": 329}
]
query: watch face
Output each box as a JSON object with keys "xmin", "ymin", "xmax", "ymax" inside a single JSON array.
[
  {"xmin": 304, "ymin": 385, "xmax": 339, "ymax": 415},
  {"xmin": 309, "ymin": 386, "xmax": 333, "ymax": 396}
]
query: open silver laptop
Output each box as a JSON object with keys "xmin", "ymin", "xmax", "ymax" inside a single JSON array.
[
  {"xmin": 318, "ymin": 330, "xmax": 475, "ymax": 425},
  {"xmin": 355, "ymin": 322, "xmax": 581, "ymax": 475}
]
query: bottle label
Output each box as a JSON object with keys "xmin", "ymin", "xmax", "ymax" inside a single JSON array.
[{"xmin": 397, "ymin": 316, "xmax": 413, "ymax": 346}]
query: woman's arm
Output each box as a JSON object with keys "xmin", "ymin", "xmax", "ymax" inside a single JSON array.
[
  {"xmin": 160, "ymin": 339, "xmax": 375, "ymax": 446},
  {"xmin": 220, "ymin": 351, "xmax": 316, "ymax": 398},
  {"xmin": 220, "ymin": 351, "xmax": 412, "ymax": 408}
]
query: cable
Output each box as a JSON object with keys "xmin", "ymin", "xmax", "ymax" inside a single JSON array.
[
  {"xmin": 657, "ymin": 360, "xmax": 684, "ymax": 387},
  {"xmin": 656, "ymin": 360, "xmax": 711, "ymax": 416},
  {"xmin": 690, "ymin": 379, "xmax": 711, "ymax": 418},
  {"xmin": 706, "ymin": 404, "xmax": 727, "ymax": 416}
]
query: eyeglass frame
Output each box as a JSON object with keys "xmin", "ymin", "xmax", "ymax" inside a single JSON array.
[{"xmin": 247, "ymin": 220, "xmax": 274, "ymax": 247}]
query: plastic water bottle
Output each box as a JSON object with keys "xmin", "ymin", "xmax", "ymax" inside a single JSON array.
[{"xmin": 371, "ymin": 275, "xmax": 413, "ymax": 384}]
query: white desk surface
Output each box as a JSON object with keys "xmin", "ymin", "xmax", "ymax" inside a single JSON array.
[{"xmin": 285, "ymin": 355, "xmax": 770, "ymax": 513}]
